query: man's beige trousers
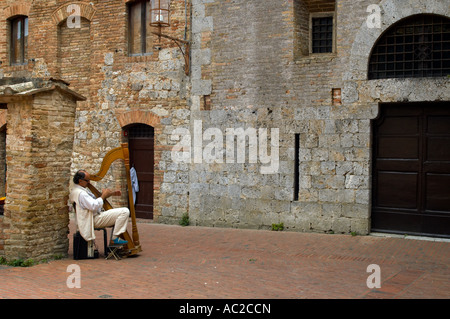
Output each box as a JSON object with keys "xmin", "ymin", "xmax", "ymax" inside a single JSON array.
[{"xmin": 94, "ymin": 207, "xmax": 130, "ymax": 238}]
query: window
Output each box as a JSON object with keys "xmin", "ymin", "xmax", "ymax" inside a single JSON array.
[
  {"xmin": 128, "ymin": 0, "xmax": 153, "ymax": 56},
  {"xmin": 10, "ymin": 15, "xmax": 28, "ymax": 65},
  {"xmin": 369, "ymin": 14, "xmax": 450, "ymax": 79},
  {"xmin": 311, "ymin": 15, "xmax": 333, "ymax": 54},
  {"xmin": 294, "ymin": 1, "xmax": 336, "ymax": 59}
]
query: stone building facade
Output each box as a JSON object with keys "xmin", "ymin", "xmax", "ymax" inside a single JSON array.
[
  {"xmin": 187, "ymin": 0, "xmax": 449, "ymax": 238},
  {"xmin": 0, "ymin": 0, "xmax": 449, "ymax": 258}
]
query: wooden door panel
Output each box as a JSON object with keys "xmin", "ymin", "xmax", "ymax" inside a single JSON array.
[
  {"xmin": 426, "ymin": 137, "xmax": 450, "ymax": 161},
  {"xmin": 376, "ymin": 172, "xmax": 418, "ymax": 209},
  {"xmin": 425, "ymin": 173, "xmax": 450, "ymax": 212},
  {"xmin": 372, "ymin": 102, "xmax": 450, "ymax": 238},
  {"xmin": 129, "ymin": 133, "xmax": 154, "ymax": 220},
  {"xmin": 377, "ymin": 137, "xmax": 419, "ymax": 159},
  {"xmin": 427, "ymin": 116, "xmax": 450, "ymax": 134},
  {"xmin": 372, "ymin": 211, "xmax": 423, "ymax": 234},
  {"xmin": 377, "ymin": 116, "xmax": 419, "ymax": 135}
]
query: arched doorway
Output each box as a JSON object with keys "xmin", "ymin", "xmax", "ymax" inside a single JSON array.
[
  {"xmin": 370, "ymin": 14, "xmax": 450, "ymax": 238},
  {"xmin": 124, "ymin": 123, "xmax": 155, "ymax": 219}
]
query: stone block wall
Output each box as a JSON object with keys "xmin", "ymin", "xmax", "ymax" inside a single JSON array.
[{"xmin": 188, "ymin": 0, "xmax": 450, "ymax": 235}]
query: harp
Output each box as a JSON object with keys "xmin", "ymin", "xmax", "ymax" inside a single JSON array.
[{"xmin": 87, "ymin": 143, "xmax": 142, "ymax": 256}]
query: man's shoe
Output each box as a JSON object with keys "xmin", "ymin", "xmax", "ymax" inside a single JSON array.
[{"xmin": 110, "ymin": 237, "xmax": 128, "ymax": 245}]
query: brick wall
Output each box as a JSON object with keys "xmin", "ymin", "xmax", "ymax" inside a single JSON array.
[
  {"xmin": 0, "ymin": 85, "xmax": 80, "ymax": 261},
  {"xmin": 57, "ymin": 17, "xmax": 91, "ymax": 105},
  {"xmin": 0, "ymin": 0, "xmax": 192, "ymax": 227}
]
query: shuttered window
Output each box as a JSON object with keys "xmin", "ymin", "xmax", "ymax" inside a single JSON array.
[
  {"xmin": 128, "ymin": 0, "xmax": 153, "ymax": 56},
  {"xmin": 10, "ymin": 16, "xmax": 28, "ymax": 65}
]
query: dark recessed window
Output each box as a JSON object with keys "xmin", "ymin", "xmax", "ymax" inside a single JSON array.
[
  {"xmin": 369, "ymin": 14, "xmax": 450, "ymax": 79},
  {"xmin": 311, "ymin": 16, "xmax": 333, "ymax": 54},
  {"xmin": 128, "ymin": 0, "xmax": 153, "ymax": 56},
  {"xmin": 10, "ymin": 15, "xmax": 28, "ymax": 65},
  {"xmin": 126, "ymin": 124, "xmax": 154, "ymax": 138}
]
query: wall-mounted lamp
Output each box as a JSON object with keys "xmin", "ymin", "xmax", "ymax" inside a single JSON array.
[{"xmin": 150, "ymin": 0, "xmax": 190, "ymax": 75}]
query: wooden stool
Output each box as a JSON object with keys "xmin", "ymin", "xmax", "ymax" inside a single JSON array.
[{"xmin": 106, "ymin": 244, "xmax": 124, "ymax": 260}]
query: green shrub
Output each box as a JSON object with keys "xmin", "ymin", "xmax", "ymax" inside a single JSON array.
[
  {"xmin": 179, "ymin": 213, "xmax": 190, "ymax": 226},
  {"xmin": 271, "ymin": 222, "xmax": 284, "ymax": 231}
]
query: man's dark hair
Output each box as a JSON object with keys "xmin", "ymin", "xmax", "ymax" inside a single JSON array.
[{"xmin": 73, "ymin": 170, "xmax": 86, "ymax": 184}]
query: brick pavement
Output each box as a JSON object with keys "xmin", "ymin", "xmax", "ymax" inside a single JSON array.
[{"xmin": 0, "ymin": 219, "xmax": 449, "ymax": 300}]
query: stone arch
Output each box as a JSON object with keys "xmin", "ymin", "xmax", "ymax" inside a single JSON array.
[
  {"xmin": 51, "ymin": 2, "xmax": 96, "ymax": 25},
  {"xmin": 3, "ymin": 2, "xmax": 31, "ymax": 19},
  {"xmin": 344, "ymin": 0, "xmax": 450, "ymax": 82},
  {"xmin": 116, "ymin": 109, "xmax": 161, "ymax": 129}
]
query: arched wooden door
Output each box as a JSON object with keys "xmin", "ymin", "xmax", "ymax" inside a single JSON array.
[{"xmin": 126, "ymin": 124, "xmax": 154, "ymax": 219}]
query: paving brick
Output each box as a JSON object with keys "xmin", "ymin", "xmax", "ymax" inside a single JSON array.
[{"xmin": 0, "ymin": 219, "xmax": 448, "ymax": 299}]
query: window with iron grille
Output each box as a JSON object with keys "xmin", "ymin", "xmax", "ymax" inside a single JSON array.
[
  {"xmin": 369, "ymin": 14, "xmax": 450, "ymax": 79},
  {"xmin": 127, "ymin": 124, "xmax": 154, "ymax": 138},
  {"xmin": 311, "ymin": 16, "xmax": 333, "ymax": 54}
]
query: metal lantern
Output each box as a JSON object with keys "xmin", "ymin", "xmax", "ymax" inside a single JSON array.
[
  {"xmin": 149, "ymin": 0, "xmax": 190, "ymax": 75},
  {"xmin": 150, "ymin": 0, "xmax": 170, "ymax": 28}
]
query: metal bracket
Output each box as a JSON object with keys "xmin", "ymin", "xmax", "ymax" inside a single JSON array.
[{"xmin": 152, "ymin": 31, "xmax": 190, "ymax": 76}]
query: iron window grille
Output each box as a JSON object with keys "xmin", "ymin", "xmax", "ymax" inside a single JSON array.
[
  {"xmin": 127, "ymin": 124, "xmax": 154, "ymax": 138},
  {"xmin": 369, "ymin": 14, "xmax": 450, "ymax": 79},
  {"xmin": 311, "ymin": 16, "xmax": 334, "ymax": 54}
]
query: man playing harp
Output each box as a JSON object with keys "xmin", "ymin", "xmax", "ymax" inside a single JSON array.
[{"xmin": 70, "ymin": 169, "xmax": 130, "ymax": 245}]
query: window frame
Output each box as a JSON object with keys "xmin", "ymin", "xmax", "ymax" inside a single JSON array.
[
  {"xmin": 309, "ymin": 12, "xmax": 336, "ymax": 55},
  {"xmin": 9, "ymin": 15, "xmax": 28, "ymax": 65},
  {"xmin": 127, "ymin": 0, "xmax": 153, "ymax": 56}
]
